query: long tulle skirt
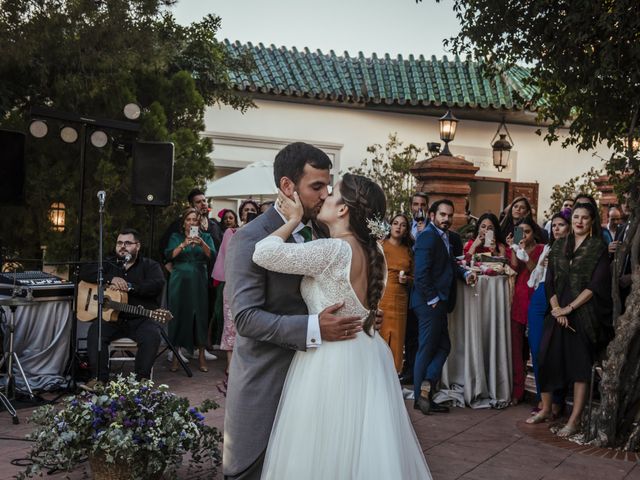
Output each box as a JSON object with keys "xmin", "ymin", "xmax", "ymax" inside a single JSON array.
[{"xmin": 261, "ymin": 332, "xmax": 431, "ymax": 479}]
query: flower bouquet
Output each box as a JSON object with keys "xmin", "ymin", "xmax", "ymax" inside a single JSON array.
[{"xmin": 18, "ymin": 374, "xmax": 221, "ymax": 479}]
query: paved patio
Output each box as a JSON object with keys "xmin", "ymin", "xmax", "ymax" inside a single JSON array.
[{"xmin": 1, "ymin": 356, "xmax": 639, "ymax": 479}]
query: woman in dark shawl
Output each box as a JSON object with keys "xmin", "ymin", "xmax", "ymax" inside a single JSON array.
[{"xmin": 526, "ymin": 202, "xmax": 613, "ymax": 436}]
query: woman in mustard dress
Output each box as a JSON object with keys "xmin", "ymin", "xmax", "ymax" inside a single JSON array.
[{"xmin": 379, "ymin": 213, "xmax": 414, "ymax": 373}]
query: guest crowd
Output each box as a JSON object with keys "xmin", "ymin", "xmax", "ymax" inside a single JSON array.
[{"xmin": 109, "ymin": 184, "xmax": 632, "ymax": 440}]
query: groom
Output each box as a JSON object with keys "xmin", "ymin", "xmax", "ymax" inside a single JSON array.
[{"xmin": 223, "ymin": 142, "xmax": 364, "ymax": 480}]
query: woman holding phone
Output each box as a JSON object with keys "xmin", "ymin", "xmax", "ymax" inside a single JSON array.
[
  {"xmin": 166, "ymin": 207, "xmax": 216, "ymax": 373},
  {"xmin": 500, "ymin": 196, "xmax": 548, "ymax": 244},
  {"xmin": 463, "ymin": 212, "xmax": 507, "ymax": 259},
  {"xmin": 508, "ymin": 217, "xmax": 545, "ymax": 405}
]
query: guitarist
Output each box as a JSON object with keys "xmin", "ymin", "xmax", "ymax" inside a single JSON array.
[{"xmin": 80, "ymin": 228, "xmax": 165, "ymax": 390}]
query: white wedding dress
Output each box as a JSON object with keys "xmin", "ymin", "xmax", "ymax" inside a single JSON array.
[{"xmin": 253, "ymin": 236, "xmax": 431, "ymax": 480}]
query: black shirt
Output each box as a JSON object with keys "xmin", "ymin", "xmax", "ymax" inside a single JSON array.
[{"xmin": 79, "ymin": 255, "xmax": 165, "ymax": 320}]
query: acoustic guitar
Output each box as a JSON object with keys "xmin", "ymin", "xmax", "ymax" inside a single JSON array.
[{"xmin": 76, "ymin": 281, "xmax": 173, "ymax": 324}]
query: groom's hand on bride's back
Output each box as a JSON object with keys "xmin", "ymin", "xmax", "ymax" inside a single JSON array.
[{"xmin": 319, "ymin": 302, "xmax": 362, "ymax": 341}]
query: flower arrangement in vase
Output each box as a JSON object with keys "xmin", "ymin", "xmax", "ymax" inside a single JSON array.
[{"xmin": 18, "ymin": 374, "xmax": 221, "ymax": 479}]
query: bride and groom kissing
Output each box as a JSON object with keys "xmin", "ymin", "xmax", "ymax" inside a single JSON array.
[{"xmin": 223, "ymin": 142, "xmax": 432, "ymax": 479}]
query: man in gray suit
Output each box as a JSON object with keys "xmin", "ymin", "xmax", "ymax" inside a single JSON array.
[{"xmin": 223, "ymin": 142, "xmax": 364, "ymax": 479}]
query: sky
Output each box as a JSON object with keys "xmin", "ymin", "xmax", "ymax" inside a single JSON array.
[{"xmin": 170, "ymin": 0, "xmax": 462, "ymax": 59}]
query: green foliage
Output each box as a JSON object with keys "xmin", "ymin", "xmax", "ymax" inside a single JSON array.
[
  {"xmin": 439, "ymin": 0, "xmax": 639, "ymax": 197},
  {"xmin": 348, "ymin": 133, "xmax": 422, "ymax": 218},
  {"xmin": 17, "ymin": 374, "xmax": 222, "ymax": 479},
  {"xmin": 544, "ymin": 167, "xmax": 602, "ymax": 220},
  {"xmin": 0, "ymin": 0, "xmax": 254, "ymax": 264}
]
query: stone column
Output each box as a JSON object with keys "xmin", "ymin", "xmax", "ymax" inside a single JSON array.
[{"xmin": 410, "ymin": 154, "xmax": 479, "ymax": 229}]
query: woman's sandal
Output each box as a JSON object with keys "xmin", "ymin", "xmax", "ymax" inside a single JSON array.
[
  {"xmin": 199, "ymin": 365, "xmax": 209, "ymax": 373},
  {"xmin": 557, "ymin": 424, "xmax": 579, "ymax": 438},
  {"xmin": 526, "ymin": 412, "xmax": 551, "ymax": 424}
]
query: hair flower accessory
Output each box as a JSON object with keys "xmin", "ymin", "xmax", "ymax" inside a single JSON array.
[{"xmin": 366, "ymin": 217, "xmax": 390, "ymax": 240}]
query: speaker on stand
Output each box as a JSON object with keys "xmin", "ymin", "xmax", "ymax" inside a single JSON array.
[{"xmin": 131, "ymin": 141, "xmax": 174, "ymax": 258}]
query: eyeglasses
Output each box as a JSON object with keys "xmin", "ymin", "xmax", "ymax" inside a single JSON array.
[{"xmin": 116, "ymin": 241, "xmax": 139, "ymax": 247}]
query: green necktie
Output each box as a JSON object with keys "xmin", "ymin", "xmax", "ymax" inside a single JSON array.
[{"xmin": 299, "ymin": 226, "xmax": 313, "ymax": 243}]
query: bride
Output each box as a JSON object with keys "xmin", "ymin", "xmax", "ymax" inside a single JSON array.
[{"xmin": 252, "ymin": 173, "xmax": 431, "ymax": 479}]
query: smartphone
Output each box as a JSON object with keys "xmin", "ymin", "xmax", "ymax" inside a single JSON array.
[
  {"xmin": 189, "ymin": 226, "xmax": 199, "ymax": 238},
  {"xmin": 484, "ymin": 229, "xmax": 494, "ymax": 248},
  {"xmin": 513, "ymin": 226, "xmax": 523, "ymax": 244},
  {"xmin": 245, "ymin": 212, "xmax": 258, "ymax": 223}
]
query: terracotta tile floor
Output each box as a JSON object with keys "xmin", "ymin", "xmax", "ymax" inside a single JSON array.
[{"xmin": 1, "ymin": 356, "xmax": 639, "ymax": 479}]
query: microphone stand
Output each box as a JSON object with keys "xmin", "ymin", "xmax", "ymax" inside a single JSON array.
[{"xmin": 95, "ymin": 191, "xmax": 106, "ymax": 384}]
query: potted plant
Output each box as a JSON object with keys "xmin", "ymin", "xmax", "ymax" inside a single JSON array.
[{"xmin": 18, "ymin": 374, "xmax": 221, "ymax": 479}]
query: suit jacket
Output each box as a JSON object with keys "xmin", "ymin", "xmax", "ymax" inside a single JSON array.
[
  {"xmin": 223, "ymin": 207, "xmax": 309, "ymax": 476},
  {"xmin": 410, "ymin": 223, "xmax": 467, "ymax": 313},
  {"xmin": 449, "ymin": 230, "xmax": 463, "ymax": 258}
]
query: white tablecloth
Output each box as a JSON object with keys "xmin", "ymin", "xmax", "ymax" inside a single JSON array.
[
  {"xmin": 1, "ymin": 298, "xmax": 72, "ymax": 392},
  {"xmin": 438, "ymin": 275, "xmax": 512, "ymax": 408}
]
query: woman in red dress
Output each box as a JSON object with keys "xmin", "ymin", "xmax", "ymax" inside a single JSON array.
[
  {"xmin": 463, "ymin": 212, "xmax": 508, "ymax": 260},
  {"xmin": 508, "ymin": 216, "xmax": 545, "ymax": 404}
]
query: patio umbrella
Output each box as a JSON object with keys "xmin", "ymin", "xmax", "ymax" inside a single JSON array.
[{"xmin": 205, "ymin": 160, "xmax": 277, "ymax": 200}]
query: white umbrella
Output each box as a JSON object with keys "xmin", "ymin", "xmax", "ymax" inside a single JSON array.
[{"xmin": 205, "ymin": 160, "xmax": 277, "ymax": 200}]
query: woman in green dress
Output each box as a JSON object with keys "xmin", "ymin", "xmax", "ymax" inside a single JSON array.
[{"xmin": 166, "ymin": 207, "xmax": 216, "ymax": 372}]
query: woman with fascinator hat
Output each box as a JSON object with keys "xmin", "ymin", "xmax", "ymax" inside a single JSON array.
[{"xmin": 252, "ymin": 173, "xmax": 430, "ymax": 479}]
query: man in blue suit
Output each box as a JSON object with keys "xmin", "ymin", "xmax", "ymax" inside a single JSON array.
[{"xmin": 411, "ymin": 199, "xmax": 476, "ymax": 414}]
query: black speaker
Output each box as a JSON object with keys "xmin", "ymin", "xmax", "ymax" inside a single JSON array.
[
  {"xmin": 0, "ymin": 129, "xmax": 25, "ymax": 205},
  {"xmin": 132, "ymin": 141, "xmax": 174, "ymax": 206}
]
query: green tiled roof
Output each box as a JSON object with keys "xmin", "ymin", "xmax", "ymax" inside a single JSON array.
[{"xmin": 224, "ymin": 40, "xmax": 537, "ymax": 112}]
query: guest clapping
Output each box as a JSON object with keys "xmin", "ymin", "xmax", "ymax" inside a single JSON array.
[
  {"xmin": 165, "ymin": 208, "xmax": 216, "ymax": 373},
  {"xmin": 463, "ymin": 213, "xmax": 507, "ymax": 259},
  {"xmin": 379, "ymin": 214, "xmax": 414, "ymax": 373},
  {"xmin": 527, "ymin": 202, "xmax": 613, "ymax": 437},
  {"xmin": 508, "ymin": 217, "xmax": 545, "ymax": 405}
]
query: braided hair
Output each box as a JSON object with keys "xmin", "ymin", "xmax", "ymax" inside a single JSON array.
[{"xmin": 339, "ymin": 173, "xmax": 387, "ymax": 336}]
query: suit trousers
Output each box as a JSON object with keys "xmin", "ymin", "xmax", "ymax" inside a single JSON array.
[
  {"xmin": 87, "ymin": 317, "xmax": 161, "ymax": 382},
  {"xmin": 412, "ymin": 302, "xmax": 451, "ymax": 399},
  {"xmin": 224, "ymin": 450, "xmax": 265, "ymax": 480}
]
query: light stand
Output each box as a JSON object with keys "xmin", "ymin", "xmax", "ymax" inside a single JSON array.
[
  {"xmin": 95, "ymin": 191, "xmax": 106, "ymax": 382},
  {"xmin": 29, "ymin": 107, "xmax": 140, "ymax": 391}
]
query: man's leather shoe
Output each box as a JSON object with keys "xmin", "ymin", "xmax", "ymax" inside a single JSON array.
[
  {"xmin": 413, "ymin": 396, "xmax": 431, "ymax": 415},
  {"xmin": 399, "ymin": 373, "xmax": 414, "ymax": 385},
  {"xmin": 429, "ymin": 400, "xmax": 450, "ymax": 413}
]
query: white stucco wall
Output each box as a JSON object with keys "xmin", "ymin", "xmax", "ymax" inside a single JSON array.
[{"xmin": 204, "ymin": 99, "xmax": 609, "ymax": 218}]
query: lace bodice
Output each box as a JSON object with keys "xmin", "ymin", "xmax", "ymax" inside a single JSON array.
[{"xmin": 252, "ymin": 236, "xmax": 369, "ymax": 318}]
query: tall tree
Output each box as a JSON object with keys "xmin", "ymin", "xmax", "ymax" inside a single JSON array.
[
  {"xmin": 0, "ymin": 0, "xmax": 253, "ymax": 263},
  {"xmin": 434, "ymin": 0, "xmax": 640, "ymax": 449}
]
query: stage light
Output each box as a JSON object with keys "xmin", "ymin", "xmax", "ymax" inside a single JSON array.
[
  {"xmin": 90, "ymin": 130, "xmax": 108, "ymax": 148},
  {"xmin": 123, "ymin": 103, "xmax": 141, "ymax": 120},
  {"xmin": 60, "ymin": 126, "xmax": 79, "ymax": 144},
  {"xmin": 29, "ymin": 120, "xmax": 48, "ymax": 139}
]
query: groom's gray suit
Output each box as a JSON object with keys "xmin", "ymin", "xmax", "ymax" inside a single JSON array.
[{"xmin": 223, "ymin": 207, "xmax": 311, "ymax": 479}]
